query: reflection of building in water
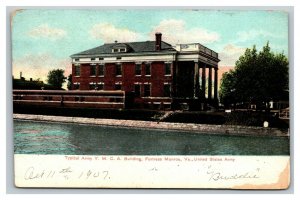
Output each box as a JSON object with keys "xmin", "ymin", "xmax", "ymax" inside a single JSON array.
[{"xmin": 70, "ymin": 33, "xmax": 220, "ymax": 110}]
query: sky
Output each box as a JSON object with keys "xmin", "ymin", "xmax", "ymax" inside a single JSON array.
[{"xmin": 11, "ymin": 9, "xmax": 288, "ymax": 82}]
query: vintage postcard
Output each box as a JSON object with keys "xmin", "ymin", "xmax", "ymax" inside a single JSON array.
[{"xmin": 12, "ymin": 9, "xmax": 290, "ymax": 189}]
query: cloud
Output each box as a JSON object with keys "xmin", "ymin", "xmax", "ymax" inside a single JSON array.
[
  {"xmin": 149, "ymin": 19, "xmax": 220, "ymax": 44},
  {"xmin": 218, "ymin": 44, "xmax": 246, "ymax": 66},
  {"xmin": 28, "ymin": 24, "xmax": 67, "ymax": 40},
  {"xmin": 236, "ymin": 30, "xmax": 283, "ymax": 42},
  {"xmin": 89, "ymin": 23, "xmax": 142, "ymax": 43},
  {"xmin": 13, "ymin": 53, "xmax": 71, "ymax": 83}
]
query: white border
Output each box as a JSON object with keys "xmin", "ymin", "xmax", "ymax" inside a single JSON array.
[{"xmin": 3, "ymin": 2, "xmax": 298, "ymax": 200}]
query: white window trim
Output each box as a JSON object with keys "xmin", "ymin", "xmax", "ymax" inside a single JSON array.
[
  {"xmin": 90, "ymin": 64, "xmax": 97, "ymax": 77},
  {"xmin": 112, "ymin": 48, "xmax": 127, "ymax": 53},
  {"xmin": 97, "ymin": 82, "xmax": 105, "ymax": 90},
  {"xmin": 115, "ymin": 82, "xmax": 122, "ymax": 90},
  {"xmin": 73, "ymin": 82, "xmax": 80, "ymax": 90},
  {"xmin": 143, "ymin": 83, "xmax": 152, "ymax": 97},
  {"xmin": 74, "ymin": 64, "xmax": 81, "ymax": 77},
  {"xmin": 145, "ymin": 62, "xmax": 151, "ymax": 76},
  {"xmin": 164, "ymin": 62, "xmax": 172, "ymax": 76},
  {"xmin": 89, "ymin": 82, "xmax": 97, "ymax": 90},
  {"xmin": 116, "ymin": 64, "xmax": 122, "ymax": 77},
  {"xmin": 98, "ymin": 64, "xmax": 105, "ymax": 77},
  {"xmin": 135, "ymin": 63, "xmax": 142, "ymax": 76}
]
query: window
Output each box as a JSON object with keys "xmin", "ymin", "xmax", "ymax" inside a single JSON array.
[
  {"xmin": 112, "ymin": 47, "xmax": 127, "ymax": 53},
  {"xmin": 98, "ymin": 83, "xmax": 104, "ymax": 90},
  {"xmin": 135, "ymin": 64, "xmax": 141, "ymax": 75},
  {"xmin": 89, "ymin": 83, "xmax": 96, "ymax": 90},
  {"xmin": 99, "ymin": 57, "xmax": 104, "ymax": 60},
  {"xmin": 90, "ymin": 65, "xmax": 96, "ymax": 76},
  {"xmin": 75, "ymin": 58, "xmax": 79, "ymax": 61},
  {"xmin": 145, "ymin": 63, "xmax": 151, "ymax": 76},
  {"xmin": 115, "ymin": 84, "xmax": 122, "ymax": 90},
  {"xmin": 164, "ymin": 84, "xmax": 171, "ymax": 97},
  {"xmin": 165, "ymin": 63, "xmax": 171, "ymax": 75},
  {"xmin": 98, "ymin": 64, "xmax": 105, "ymax": 76},
  {"xmin": 134, "ymin": 84, "xmax": 141, "ymax": 96},
  {"xmin": 73, "ymin": 83, "xmax": 80, "ymax": 90},
  {"xmin": 75, "ymin": 65, "xmax": 80, "ymax": 76},
  {"xmin": 91, "ymin": 57, "xmax": 96, "ymax": 61},
  {"xmin": 116, "ymin": 64, "xmax": 122, "ymax": 76},
  {"xmin": 144, "ymin": 84, "xmax": 151, "ymax": 97}
]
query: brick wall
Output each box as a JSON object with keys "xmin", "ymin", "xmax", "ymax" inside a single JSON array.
[{"xmin": 72, "ymin": 61, "xmax": 174, "ymax": 98}]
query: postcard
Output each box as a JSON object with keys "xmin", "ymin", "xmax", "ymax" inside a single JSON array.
[{"xmin": 12, "ymin": 9, "xmax": 290, "ymax": 189}]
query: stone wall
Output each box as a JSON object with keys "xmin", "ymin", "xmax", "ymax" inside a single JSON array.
[{"xmin": 13, "ymin": 114, "xmax": 289, "ymax": 137}]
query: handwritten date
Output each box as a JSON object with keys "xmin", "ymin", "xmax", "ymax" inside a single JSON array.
[{"xmin": 24, "ymin": 166, "xmax": 110, "ymax": 181}]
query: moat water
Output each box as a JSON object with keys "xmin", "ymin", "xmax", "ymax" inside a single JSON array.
[{"xmin": 14, "ymin": 120, "xmax": 290, "ymax": 155}]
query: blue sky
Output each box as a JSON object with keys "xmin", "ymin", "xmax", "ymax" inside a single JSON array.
[{"xmin": 12, "ymin": 9, "xmax": 288, "ymax": 82}]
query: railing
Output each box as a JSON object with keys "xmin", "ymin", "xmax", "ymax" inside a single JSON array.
[
  {"xmin": 177, "ymin": 43, "xmax": 218, "ymax": 59},
  {"xmin": 13, "ymin": 90, "xmax": 126, "ymax": 109},
  {"xmin": 199, "ymin": 44, "xmax": 218, "ymax": 59}
]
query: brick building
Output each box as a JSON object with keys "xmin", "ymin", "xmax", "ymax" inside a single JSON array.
[{"xmin": 71, "ymin": 33, "xmax": 220, "ymax": 110}]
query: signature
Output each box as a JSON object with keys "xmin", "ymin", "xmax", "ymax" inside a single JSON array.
[
  {"xmin": 207, "ymin": 167, "xmax": 260, "ymax": 181},
  {"xmin": 24, "ymin": 166, "xmax": 110, "ymax": 181}
]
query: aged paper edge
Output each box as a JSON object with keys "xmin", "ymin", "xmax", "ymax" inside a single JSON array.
[{"xmin": 14, "ymin": 154, "xmax": 290, "ymax": 189}]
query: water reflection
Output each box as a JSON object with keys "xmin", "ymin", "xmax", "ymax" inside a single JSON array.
[{"xmin": 14, "ymin": 120, "xmax": 290, "ymax": 155}]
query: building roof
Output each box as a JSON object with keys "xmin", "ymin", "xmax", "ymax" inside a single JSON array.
[{"xmin": 71, "ymin": 41, "xmax": 176, "ymax": 57}]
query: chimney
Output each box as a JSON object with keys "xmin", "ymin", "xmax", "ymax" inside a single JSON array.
[{"xmin": 155, "ymin": 32, "xmax": 162, "ymax": 51}]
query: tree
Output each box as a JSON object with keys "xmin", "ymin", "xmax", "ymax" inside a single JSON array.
[
  {"xmin": 47, "ymin": 69, "xmax": 66, "ymax": 89},
  {"xmin": 219, "ymin": 70, "xmax": 237, "ymax": 109},
  {"xmin": 67, "ymin": 74, "xmax": 72, "ymax": 90},
  {"xmin": 220, "ymin": 42, "xmax": 289, "ymax": 110}
]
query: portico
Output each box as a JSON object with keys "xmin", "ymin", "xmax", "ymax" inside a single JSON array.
[
  {"xmin": 174, "ymin": 43, "xmax": 220, "ymax": 110},
  {"xmin": 198, "ymin": 63, "xmax": 218, "ymax": 102}
]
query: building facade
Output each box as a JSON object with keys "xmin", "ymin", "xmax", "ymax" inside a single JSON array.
[{"xmin": 71, "ymin": 33, "xmax": 220, "ymax": 110}]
